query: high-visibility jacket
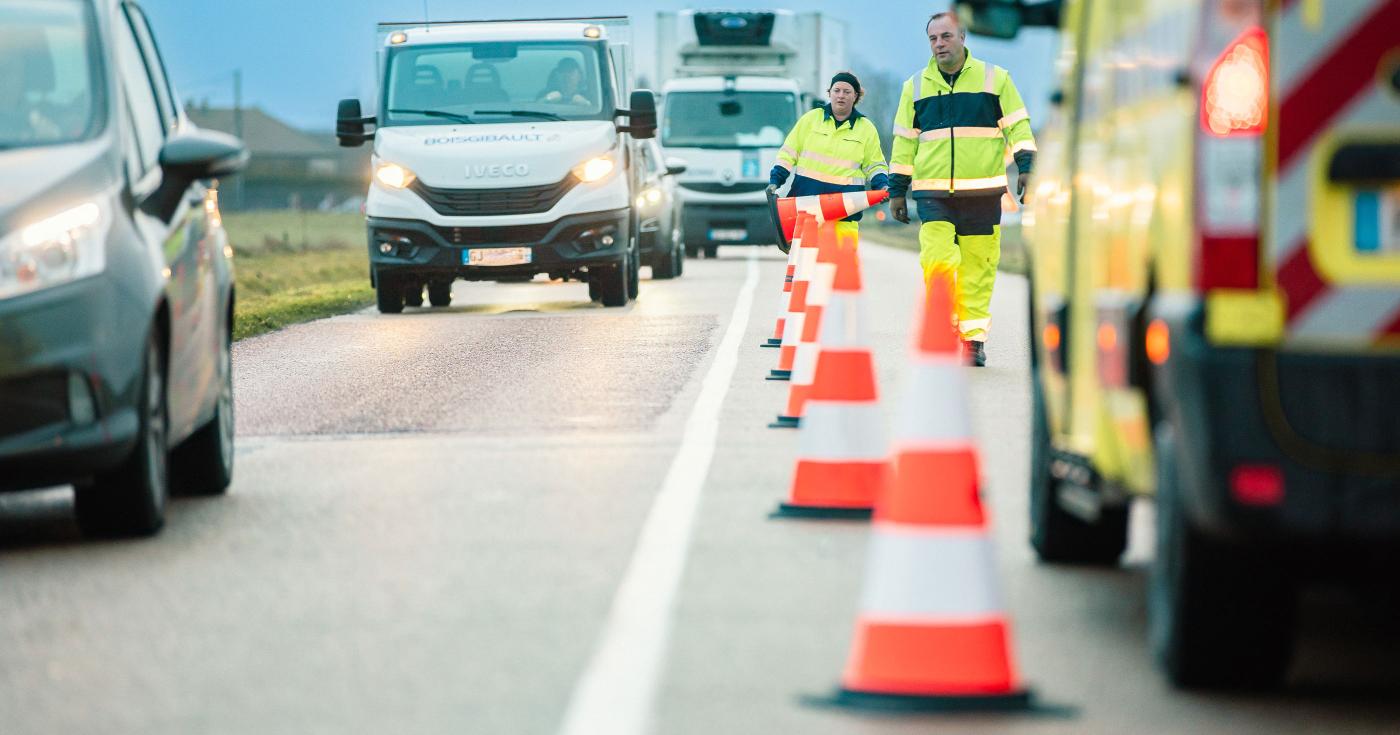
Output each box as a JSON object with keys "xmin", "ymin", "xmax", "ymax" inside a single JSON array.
[
  {"xmin": 888, "ymin": 51, "xmax": 1036, "ymax": 200},
  {"xmin": 771, "ymin": 104, "xmax": 888, "ymax": 220}
]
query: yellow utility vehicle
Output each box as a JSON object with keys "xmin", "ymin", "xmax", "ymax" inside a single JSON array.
[{"xmin": 961, "ymin": 0, "xmax": 1400, "ymax": 688}]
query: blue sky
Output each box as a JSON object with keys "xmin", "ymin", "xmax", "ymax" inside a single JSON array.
[{"xmin": 140, "ymin": 1, "xmax": 1058, "ymax": 131}]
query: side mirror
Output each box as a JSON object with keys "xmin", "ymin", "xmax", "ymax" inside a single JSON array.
[
  {"xmin": 664, "ymin": 157, "xmax": 688, "ymax": 176},
  {"xmin": 142, "ymin": 129, "xmax": 248, "ymax": 221},
  {"xmin": 337, "ymin": 98, "xmax": 376, "ymax": 148},
  {"xmin": 618, "ymin": 89, "xmax": 657, "ymax": 139},
  {"xmin": 956, "ymin": 0, "xmax": 1062, "ymax": 39}
]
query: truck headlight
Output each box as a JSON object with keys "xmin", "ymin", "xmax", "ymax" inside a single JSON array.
[
  {"xmin": 573, "ymin": 154, "xmax": 616, "ymax": 184},
  {"xmin": 0, "ymin": 201, "xmax": 108, "ymax": 301},
  {"xmin": 375, "ymin": 161, "xmax": 417, "ymax": 189}
]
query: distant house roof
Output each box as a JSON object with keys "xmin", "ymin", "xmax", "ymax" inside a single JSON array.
[{"xmin": 185, "ymin": 105, "xmax": 336, "ymax": 158}]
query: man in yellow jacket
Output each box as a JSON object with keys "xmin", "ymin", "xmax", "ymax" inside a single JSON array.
[{"xmin": 889, "ymin": 11, "xmax": 1036, "ymax": 367}]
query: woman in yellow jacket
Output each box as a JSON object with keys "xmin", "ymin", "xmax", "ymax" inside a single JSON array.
[{"xmin": 766, "ymin": 72, "xmax": 889, "ymax": 235}]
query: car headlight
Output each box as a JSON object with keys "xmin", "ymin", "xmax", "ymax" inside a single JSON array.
[
  {"xmin": 635, "ymin": 187, "xmax": 664, "ymax": 210},
  {"xmin": 0, "ymin": 201, "xmax": 108, "ymax": 301},
  {"xmin": 573, "ymin": 154, "xmax": 617, "ymax": 184},
  {"xmin": 375, "ymin": 161, "xmax": 416, "ymax": 189}
]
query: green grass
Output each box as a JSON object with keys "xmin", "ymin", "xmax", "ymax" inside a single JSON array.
[
  {"xmin": 861, "ymin": 222, "xmax": 1028, "ymax": 276},
  {"xmin": 223, "ymin": 211, "xmax": 374, "ymax": 341}
]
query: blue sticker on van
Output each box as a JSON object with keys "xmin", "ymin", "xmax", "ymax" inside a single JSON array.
[{"xmin": 1356, "ymin": 191, "xmax": 1380, "ymax": 253}]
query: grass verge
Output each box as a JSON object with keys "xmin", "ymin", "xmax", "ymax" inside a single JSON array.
[{"xmin": 223, "ymin": 211, "xmax": 373, "ymax": 341}]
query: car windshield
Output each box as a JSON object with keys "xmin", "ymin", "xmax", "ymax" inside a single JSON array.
[
  {"xmin": 662, "ymin": 91, "xmax": 796, "ymax": 149},
  {"xmin": 0, "ymin": 0, "xmax": 101, "ymax": 150},
  {"xmin": 383, "ymin": 41, "xmax": 611, "ymax": 126}
]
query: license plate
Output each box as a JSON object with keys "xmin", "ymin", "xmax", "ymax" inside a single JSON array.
[
  {"xmin": 1354, "ymin": 186, "xmax": 1400, "ymax": 254},
  {"xmin": 708, "ymin": 228, "xmax": 747, "ymax": 242},
  {"xmin": 465, "ymin": 247, "xmax": 532, "ymax": 266}
]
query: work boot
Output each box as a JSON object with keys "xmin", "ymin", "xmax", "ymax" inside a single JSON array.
[{"xmin": 963, "ymin": 340, "xmax": 986, "ymax": 368}]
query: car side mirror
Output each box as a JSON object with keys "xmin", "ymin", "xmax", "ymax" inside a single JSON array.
[
  {"xmin": 618, "ymin": 89, "xmax": 657, "ymax": 139},
  {"xmin": 337, "ymin": 98, "xmax": 377, "ymax": 148},
  {"xmin": 664, "ymin": 157, "xmax": 688, "ymax": 176},
  {"xmin": 142, "ymin": 129, "xmax": 248, "ymax": 222}
]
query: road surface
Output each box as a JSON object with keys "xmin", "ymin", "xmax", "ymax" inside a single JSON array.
[{"xmin": 2, "ymin": 238, "xmax": 1398, "ymax": 734}]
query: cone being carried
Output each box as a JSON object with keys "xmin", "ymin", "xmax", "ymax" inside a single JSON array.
[{"xmin": 775, "ymin": 190, "xmax": 889, "ymax": 244}]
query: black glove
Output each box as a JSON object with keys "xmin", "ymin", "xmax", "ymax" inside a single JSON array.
[
  {"xmin": 1016, "ymin": 172, "xmax": 1030, "ymax": 203},
  {"xmin": 890, "ymin": 196, "xmax": 910, "ymax": 224}
]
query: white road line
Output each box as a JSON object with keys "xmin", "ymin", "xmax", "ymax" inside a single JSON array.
[{"xmin": 559, "ymin": 251, "xmax": 762, "ymax": 735}]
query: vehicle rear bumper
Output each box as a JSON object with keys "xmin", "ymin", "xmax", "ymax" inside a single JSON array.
[
  {"xmin": 1153, "ymin": 301, "xmax": 1400, "ymax": 545},
  {"xmin": 680, "ymin": 203, "xmax": 776, "ymax": 246},
  {"xmin": 0, "ymin": 277, "xmax": 142, "ymax": 492},
  {"xmin": 366, "ymin": 209, "xmax": 631, "ymax": 282}
]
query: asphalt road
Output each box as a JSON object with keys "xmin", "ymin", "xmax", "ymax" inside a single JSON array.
[{"xmin": 2, "ymin": 238, "xmax": 1398, "ymax": 734}]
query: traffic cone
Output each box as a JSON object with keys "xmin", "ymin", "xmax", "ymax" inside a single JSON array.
[
  {"xmin": 762, "ymin": 213, "xmax": 814, "ymax": 349},
  {"xmin": 770, "ymin": 221, "xmax": 843, "ymax": 428},
  {"xmin": 828, "ymin": 274, "xmax": 1034, "ymax": 712},
  {"xmin": 767, "ymin": 217, "xmax": 822, "ymax": 381},
  {"xmin": 775, "ymin": 190, "xmax": 890, "ymax": 242},
  {"xmin": 772, "ymin": 243, "xmax": 887, "ymax": 519}
]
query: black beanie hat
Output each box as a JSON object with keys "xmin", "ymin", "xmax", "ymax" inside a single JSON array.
[{"xmin": 829, "ymin": 71, "xmax": 862, "ymax": 99}]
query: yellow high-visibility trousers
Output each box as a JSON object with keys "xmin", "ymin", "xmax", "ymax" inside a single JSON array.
[{"xmin": 916, "ymin": 197, "xmax": 1002, "ymax": 342}]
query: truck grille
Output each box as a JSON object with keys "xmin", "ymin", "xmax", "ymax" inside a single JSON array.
[
  {"xmin": 679, "ymin": 182, "xmax": 768, "ymax": 195},
  {"xmin": 411, "ymin": 176, "xmax": 578, "ymax": 217},
  {"xmin": 433, "ymin": 223, "xmax": 556, "ymax": 246}
]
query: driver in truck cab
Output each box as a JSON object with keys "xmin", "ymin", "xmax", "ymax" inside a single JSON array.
[{"xmin": 766, "ymin": 71, "xmax": 889, "ymax": 236}]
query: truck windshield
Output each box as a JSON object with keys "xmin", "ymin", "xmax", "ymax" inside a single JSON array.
[
  {"xmin": 662, "ymin": 92, "xmax": 796, "ymax": 149},
  {"xmin": 0, "ymin": 0, "xmax": 102, "ymax": 151},
  {"xmin": 383, "ymin": 41, "xmax": 612, "ymax": 126}
]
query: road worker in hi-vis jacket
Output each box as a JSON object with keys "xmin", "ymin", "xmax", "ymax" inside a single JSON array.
[
  {"xmin": 888, "ymin": 11, "xmax": 1036, "ymax": 367},
  {"xmin": 767, "ymin": 71, "xmax": 890, "ymax": 240}
]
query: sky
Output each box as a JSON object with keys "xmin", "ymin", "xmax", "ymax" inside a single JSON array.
[{"xmin": 139, "ymin": 1, "xmax": 1058, "ymax": 132}]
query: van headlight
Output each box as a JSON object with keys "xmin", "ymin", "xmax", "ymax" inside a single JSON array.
[
  {"xmin": 573, "ymin": 154, "xmax": 617, "ymax": 184},
  {"xmin": 635, "ymin": 187, "xmax": 664, "ymax": 210},
  {"xmin": 0, "ymin": 201, "xmax": 108, "ymax": 301},
  {"xmin": 374, "ymin": 161, "xmax": 417, "ymax": 189}
]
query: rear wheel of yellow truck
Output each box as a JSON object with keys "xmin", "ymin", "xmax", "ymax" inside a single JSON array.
[
  {"xmin": 1149, "ymin": 424, "xmax": 1296, "ymax": 689},
  {"xmin": 1029, "ymin": 377, "xmax": 1129, "ymax": 564}
]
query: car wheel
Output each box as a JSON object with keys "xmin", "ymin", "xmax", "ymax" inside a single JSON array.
[
  {"xmin": 75, "ymin": 334, "xmax": 169, "ymax": 537},
  {"xmin": 1148, "ymin": 424, "xmax": 1296, "ymax": 690},
  {"xmin": 703, "ymin": 244, "xmax": 719, "ymax": 259},
  {"xmin": 684, "ymin": 243, "xmax": 700, "ymax": 259},
  {"xmin": 595, "ymin": 253, "xmax": 631, "ymax": 308},
  {"xmin": 172, "ymin": 322, "xmax": 234, "ymax": 497},
  {"xmin": 376, "ymin": 273, "xmax": 404, "ymax": 314},
  {"xmin": 428, "ymin": 281, "xmax": 453, "ymax": 307},
  {"xmin": 627, "ymin": 242, "xmax": 641, "ymax": 297},
  {"xmin": 651, "ymin": 234, "xmax": 681, "ymax": 280},
  {"xmin": 1029, "ymin": 376, "xmax": 1128, "ymax": 564},
  {"xmin": 404, "ymin": 282, "xmax": 425, "ymax": 308},
  {"xmin": 675, "ymin": 230, "xmax": 685, "ymax": 277}
]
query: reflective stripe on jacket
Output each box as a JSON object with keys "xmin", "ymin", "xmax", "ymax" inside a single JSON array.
[
  {"xmin": 770, "ymin": 105, "xmax": 889, "ymax": 220},
  {"xmin": 889, "ymin": 51, "xmax": 1036, "ymax": 200}
]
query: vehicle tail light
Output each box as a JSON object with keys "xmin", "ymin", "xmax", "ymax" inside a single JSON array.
[
  {"xmin": 1230, "ymin": 464, "xmax": 1284, "ymax": 506},
  {"xmin": 1201, "ymin": 27, "xmax": 1269, "ymax": 138}
]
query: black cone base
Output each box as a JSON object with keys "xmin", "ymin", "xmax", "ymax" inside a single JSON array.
[
  {"xmin": 761, "ymin": 338, "xmax": 783, "ymax": 348},
  {"xmin": 769, "ymin": 503, "xmax": 873, "ymax": 521},
  {"xmin": 768, "ymin": 415, "xmax": 801, "ymax": 429},
  {"xmin": 815, "ymin": 687, "xmax": 1035, "ymax": 713},
  {"xmin": 766, "ymin": 370, "xmax": 792, "ymax": 381}
]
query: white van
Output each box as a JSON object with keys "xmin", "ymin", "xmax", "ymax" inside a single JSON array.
[{"xmin": 336, "ymin": 18, "xmax": 661, "ymax": 310}]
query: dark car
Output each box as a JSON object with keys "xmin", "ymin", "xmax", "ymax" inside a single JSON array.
[
  {"xmin": 635, "ymin": 138, "xmax": 686, "ymax": 279},
  {"xmin": 0, "ymin": 0, "xmax": 247, "ymax": 537}
]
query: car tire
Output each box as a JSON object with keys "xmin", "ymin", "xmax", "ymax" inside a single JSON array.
[
  {"xmin": 1029, "ymin": 376, "xmax": 1129, "ymax": 564},
  {"xmin": 703, "ymin": 244, "xmax": 719, "ymax": 259},
  {"xmin": 74, "ymin": 334, "xmax": 169, "ymax": 537},
  {"xmin": 403, "ymin": 282, "xmax": 425, "ymax": 308},
  {"xmin": 651, "ymin": 234, "xmax": 681, "ymax": 280},
  {"xmin": 595, "ymin": 253, "xmax": 631, "ymax": 308},
  {"xmin": 376, "ymin": 273, "xmax": 404, "ymax": 314},
  {"xmin": 172, "ymin": 322, "xmax": 234, "ymax": 497},
  {"xmin": 428, "ymin": 281, "xmax": 453, "ymax": 307},
  {"xmin": 627, "ymin": 242, "xmax": 641, "ymax": 298},
  {"xmin": 684, "ymin": 243, "xmax": 700, "ymax": 259},
  {"xmin": 1149, "ymin": 424, "xmax": 1296, "ymax": 690}
]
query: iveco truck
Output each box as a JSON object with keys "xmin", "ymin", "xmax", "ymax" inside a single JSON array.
[
  {"xmin": 655, "ymin": 10, "xmax": 846, "ymax": 258},
  {"xmin": 337, "ymin": 17, "xmax": 660, "ymax": 311}
]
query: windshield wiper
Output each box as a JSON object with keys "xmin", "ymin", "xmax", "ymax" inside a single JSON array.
[
  {"xmin": 474, "ymin": 110, "xmax": 567, "ymax": 122},
  {"xmin": 387, "ymin": 109, "xmax": 476, "ymax": 124}
]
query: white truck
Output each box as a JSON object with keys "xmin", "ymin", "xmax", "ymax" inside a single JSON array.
[
  {"xmin": 336, "ymin": 17, "xmax": 673, "ymax": 311},
  {"xmin": 655, "ymin": 10, "xmax": 847, "ymax": 258}
]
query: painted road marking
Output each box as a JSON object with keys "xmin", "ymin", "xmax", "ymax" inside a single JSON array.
[{"xmin": 558, "ymin": 250, "xmax": 763, "ymax": 735}]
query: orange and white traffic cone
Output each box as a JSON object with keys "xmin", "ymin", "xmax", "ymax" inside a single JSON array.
[
  {"xmin": 774, "ymin": 190, "xmax": 890, "ymax": 242},
  {"xmin": 767, "ymin": 219, "xmax": 822, "ymax": 381},
  {"xmin": 762, "ymin": 213, "xmax": 814, "ymax": 349},
  {"xmin": 772, "ymin": 244, "xmax": 887, "ymax": 519},
  {"xmin": 770, "ymin": 221, "xmax": 842, "ymax": 428},
  {"xmin": 829, "ymin": 274, "xmax": 1034, "ymax": 711}
]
